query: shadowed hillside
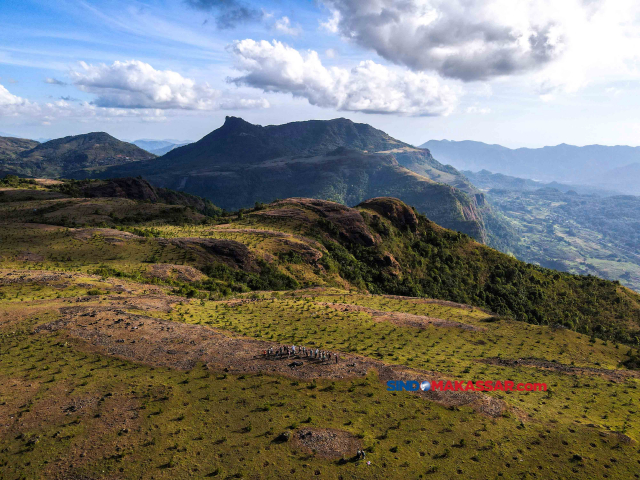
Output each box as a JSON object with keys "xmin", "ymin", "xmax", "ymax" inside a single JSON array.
[
  {"xmin": 0, "ymin": 132, "xmax": 155, "ymax": 178},
  {"xmin": 2, "ymin": 178, "xmax": 638, "ymax": 345},
  {"xmin": 78, "ymin": 117, "xmax": 490, "ymax": 242}
]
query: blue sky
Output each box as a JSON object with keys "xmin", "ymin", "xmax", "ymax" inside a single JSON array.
[{"xmin": 2, "ymin": 0, "xmax": 640, "ymax": 147}]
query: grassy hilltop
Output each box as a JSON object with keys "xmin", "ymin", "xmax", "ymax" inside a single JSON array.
[{"xmin": 1, "ymin": 177, "xmax": 639, "ymax": 479}]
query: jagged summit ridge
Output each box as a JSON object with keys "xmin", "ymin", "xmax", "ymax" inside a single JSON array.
[{"xmin": 69, "ymin": 117, "xmax": 489, "ymax": 242}]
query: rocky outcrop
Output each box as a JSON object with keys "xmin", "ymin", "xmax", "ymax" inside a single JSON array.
[
  {"xmin": 358, "ymin": 197, "xmax": 419, "ymax": 232},
  {"xmin": 168, "ymin": 238, "xmax": 260, "ymax": 272},
  {"xmin": 270, "ymin": 198, "xmax": 378, "ymax": 247}
]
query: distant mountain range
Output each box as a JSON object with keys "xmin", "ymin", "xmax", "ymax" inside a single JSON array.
[
  {"xmin": 0, "ymin": 131, "xmax": 51, "ymax": 142},
  {"xmin": 0, "ymin": 132, "xmax": 155, "ymax": 178},
  {"xmin": 132, "ymin": 139, "xmax": 191, "ymax": 156},
  {"xmin": 463, "ymin": 170, "xmax": 623, "ymax": 197},
  {"xmin": 0, "ymin": 131, "xmax": 19, "ymax": 138},
  {"xmin": 78, "ymin": 117, "xmax": 491, "ymax": 241},
  {"xmin": 3, "ymin": 120, "xmax": 640, "ymax": 289},
  {"xmin": 421, "ymin": 140, "xmax": 640, "ymax": 195}
]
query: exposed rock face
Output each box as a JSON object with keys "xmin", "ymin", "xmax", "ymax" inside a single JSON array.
[
  {"xmin": 358, "ymin": 197, "xmax": 419, "ymax": 232},
  {"xmin": 474, "ymin": 193, "xmax": 486, "ymax": 207}
]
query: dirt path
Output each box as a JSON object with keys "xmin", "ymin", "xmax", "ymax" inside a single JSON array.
[
  {"xmin": 293, "ymin": 292, "xmax": 493, "ymax": 313},
  {"xmin": 34, "ymin": 304, "xmax": 508, "ymax": 418},
  {"xmin": 317, "ymin": 302, "xmax": 484, "ymax": 331},
  {"xmin": 479, "ymin": 357, "xmax": 640, "ymax": 382}
]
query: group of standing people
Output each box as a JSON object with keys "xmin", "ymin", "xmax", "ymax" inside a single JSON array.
[{"xmin": 264, "ymin": 345, "xmax": 339, "ymax": 364}]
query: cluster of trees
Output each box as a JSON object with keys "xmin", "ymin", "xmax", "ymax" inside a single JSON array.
[
  {"xmin": 313, "ymin": 210, "xmax": 640, "ymax": 345},
  {"xmin": 0, "ymin": 174, "xmax": 36, "ymax": 188}
]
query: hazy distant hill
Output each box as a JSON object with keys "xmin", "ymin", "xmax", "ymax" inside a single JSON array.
[
  {"xmin": 0, "ymin": 131, "xmax": 21, "ymax": 138},
  {"xmin": 421, "ymin": 139, "xmax": 640, "ymax": 194},
  {"xmin": 463, "ymin": 169, "xmax": 623, "ymax": 197},
  {"xmin": 0, "ymin": 136, "xmax": 39, "ymax": 160},
  {"xmin": 0, "ymin": 132, "xmax": 155, "ymax": 178},
  {"xmin": 132, "ymin": 139, "xmax": 190, "ymax": 156},
  {"xmin": 594, "ymin": 163, "xmax": 640, "ymax": 195},
  {"xmin": 83, "ymin": 117, "xmax": 490, "ymax": 241}
]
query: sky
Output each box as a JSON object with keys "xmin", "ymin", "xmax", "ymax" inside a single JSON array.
[{"xmin": 2, "ymin": 0, "xmax": 640, "ymax": 148}]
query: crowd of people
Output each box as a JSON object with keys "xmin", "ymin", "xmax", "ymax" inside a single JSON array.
[{"xmin": 262, "ymin": 345, "xmax": 339, "ymax": 364}]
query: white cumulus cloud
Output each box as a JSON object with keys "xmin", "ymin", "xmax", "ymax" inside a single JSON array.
[
  {"xmin": 0, "ymin": 84, "xmax": 39, "ymax": 117},
  {"xmin": 0, "ymin": 83, "xmax": 168, "ymax": 124},
  {"xmin": 321, "ymin": 0, "xmax": 568, "ymax": 81},
  {"xmin": 70, "ymin": 60, "xmax": 221, "ymax": 109},
  {"xmin": 69, "ymin": 60, "xmax": 269, "ymax": 110},
  {"xmin": 229, "ymin": 39, "xmax": 457, "ymax": 116},
  {"xmin": 321, "ymin": 0, "xmax": 640, "ymax": 97}
]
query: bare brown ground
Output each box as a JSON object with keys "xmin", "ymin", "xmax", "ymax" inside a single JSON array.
[
  {"xmin": 0, "ymin": 302, "xmax": 65, "ymax": 329},
  {"xmin": 0, "ymin": 376, "xmax": 42, "ymax": 437},
  {"xmin": 15, "ymin": 252, "xmax": 45, "ymax": 262},
  {"xmin": 0, "ymin": 270, "xmax": 82, "ymax": 286},
  {"xmin": 70, "ymin": 228, "xmax": 140, "ymax": 244},
  {"xmin": 147, "ymin": 263, "xmax": 206, "ymax": 283},
  {"xmin": 34, "ymin": 179, "xmax": 64, "ymax": 186},
  {"xmin": 103, "ymin": 294, "xmax": 184, "ymax": 313},
  {"xmin": 479, "ymin": 357, "xmax": 640, "ymax": 381},
  {"xmin": 292, "ymin": 428, "xmax": 362, "ymax": 459},
  {"xmin": 0, "ymin": 373, "xmax": 143, "ymax": 480},
  {"xmin": 46, "ymin": 397, "xmax": 141, "ymax": 480},
  {"xmin": 317, "ymin": 302, "xmax": 484, "ymax": 331},
  {"xmin": 33, "ymin": 304, "xmax": 508, "ymax": 418},
  {"xmin": 0, "ymin": 269, "xmax": 174, "ymax": 295}
]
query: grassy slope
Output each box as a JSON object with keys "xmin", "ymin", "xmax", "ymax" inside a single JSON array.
[
  {"xmin": 1, "ymin": 185, "xmax": 639, "ymax": 345},
  {"xmin": 0, "ymin": 275, "xmax": 639, "ymax": 480},
  {"xmin": 1, "ymin": 183, "xmax": 640, "ymax": 478}
]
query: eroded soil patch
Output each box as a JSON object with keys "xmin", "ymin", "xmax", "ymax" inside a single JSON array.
[
  {"xmin": 292, "ymin": 428, "xmax": 361, "ymax": 459},
  {"xmin": 147, "ymin": 264, "xmax": 206, "ymax": 283},
  {"xmin": 34, "ymin": 305, "xmax": 508, "ymax": 417}
]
